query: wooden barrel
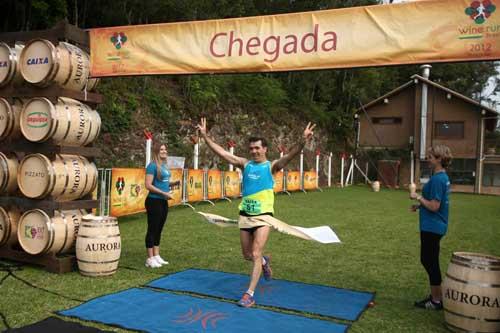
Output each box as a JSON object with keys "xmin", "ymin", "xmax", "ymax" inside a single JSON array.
[
  {"xmin": 0, "ymin": 152, "xmax": 19, "ymax": 194},
  {"xmin": 0, "ymin": 207, "xmax": 20, "ymax": 247},
  {"xmin": 20, "ymin": 97, "xmax": 101, "ymax": 146},
  {"xmin": 0, "ymin": 43, "xmax": 23, "ymax": 87},
  {"xmin": 17, "ymin": 209, "xmax": 83, "ymax": 255},
  {"xmin": 0, "ymin": 97, "xmax": 23, "ymax": 141},
  {"xmin": 19, "ymin": 39, "xmax": 90, "ymax": 91},
  {"xmin": 371, "ymin": 181, "xmax": 380, "ymax": 192},
  {"xmin": 76, "ymin": 215, "xmax": 121, "ymax": 277},
  {"xmin": 443, "ymin": 252, "xmax": 500, "ymax": 333},
  {"xmin": 17, "ymin": 153, "xmax": 97, "ymax": 201}
]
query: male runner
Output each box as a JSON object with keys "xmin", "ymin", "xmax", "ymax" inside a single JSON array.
[{"xmin": 196, "ymin": 118, "xmax": 315, "ymax": 307}]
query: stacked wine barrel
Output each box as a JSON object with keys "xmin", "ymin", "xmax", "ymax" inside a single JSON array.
[{"xmin": 0, "ymin": 35, "xmax": 118, "ymax": 275}]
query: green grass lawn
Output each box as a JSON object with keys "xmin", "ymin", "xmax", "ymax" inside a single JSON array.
[{"xmin": 1, "ymin": 186, "xmax": 499, "ymax": 332}]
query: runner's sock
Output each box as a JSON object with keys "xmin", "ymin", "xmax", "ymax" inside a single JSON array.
[{"xmin": 246, "ymin": 289, "xmax": 254, "ymax": 297}]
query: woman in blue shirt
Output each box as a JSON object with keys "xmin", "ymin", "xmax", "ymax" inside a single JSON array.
[
  {"xmin": 410, "ymin": 145, "xmax": 452, "ymax": 310},
  {"xmin": 144, "ymin": 143, "xmax": 173, "ymax": 268}
]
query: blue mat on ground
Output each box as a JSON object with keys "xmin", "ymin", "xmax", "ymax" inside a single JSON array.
[
  {"xmin": 147, "ymin": 269, "xmax": 374, "ymax": 321},
  {"xmin": 59, "ymin": 288, "xmax": 348, "ymax": 333}
]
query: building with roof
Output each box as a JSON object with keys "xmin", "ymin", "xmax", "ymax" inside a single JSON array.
[{"xmin": 356, "ymin": 65, "xmax": 500, "ymax": 195}]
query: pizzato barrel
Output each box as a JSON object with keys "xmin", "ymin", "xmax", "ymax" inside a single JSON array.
[
  {"xmin": 20, "ymin": 97, "xmax": 101, "ymax": 146},
  {"xmin": 0, "ymin": 42, "xmax": 23, "ymax": 87},
  {"xmin": 0, "ymin": 97, "xmax": 23, "ymax": 141},
  {"xmin": 17, "ymin": 153, "xmax": 97, "ymax": 201},
  {"xmin": 0, "ymin": 207, "xmax": 21, "ymax": 247},
  {"xmin": 76, "ymin": 215, "xmax": 121, "ymax": 277},
  {"xmin": 19, "ymin": 39, "xmax": 91, "ymax": 91},
  {"xmin": 17, "ymin": 209, "xmax": 83, "ymax": 255},
  {"xmin": 0, "ymin": 152, "xmax": 19, "ymax": 194},
  {"xmin": 443, "ymin": 252, "xmax": 500, "ymax": 333}
]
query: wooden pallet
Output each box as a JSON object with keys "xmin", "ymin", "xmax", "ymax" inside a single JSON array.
[{"xmin": 0, "ymin": 243, "xmax": 76, "ymax": 274}]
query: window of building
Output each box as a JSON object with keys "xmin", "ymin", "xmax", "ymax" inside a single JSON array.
[
  {"xmin": 434, "ymin": 121, "xmax": 464, "ymax": 139},
  {"xmin": 373, "ymin": 117, "xmax": 402, "ymax": 125},
  {"xmin": 482, "ymin": 164, "xmax": 500, "ymax": 187},
  {"xmin": 448, "ymin": 159, "xmax": 476, "ymax": 185}
]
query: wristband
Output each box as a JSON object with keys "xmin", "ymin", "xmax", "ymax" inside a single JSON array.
[{"xmin": 416, "ymin": 195, "xmax": 422, "ymax": 201}]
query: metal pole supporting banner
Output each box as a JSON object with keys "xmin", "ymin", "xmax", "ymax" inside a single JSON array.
[
  {"xmin": 194, "ymin": 143, "xmax": 199, "ymax": 170},
  {"xmin": 341, "ymin": 155, "xmax": 345, "ymax": 188},
  {"xmin": 328, "ymin": 152, "xmax": 332, "ymax": 187},
  {"xmin": 145, "ymin": 139, "xmax": 152, "ymax": 167},
  {"xmin": 229, "ymin": 146, "xmax": 234, "ymax": 171}
]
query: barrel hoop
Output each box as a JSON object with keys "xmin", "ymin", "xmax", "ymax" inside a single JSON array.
[
  {"xmin": 0, "ymin": 208, "xmax": 10, "ymax": 246},
  {"xmin": 78, "ymin": 269, "xmax": 117, "ymax": 276},
  {"xmin": 43, "ymin": 98, "xmax": 58, "ymax": 141},
  {"xmin": 58, "ymin": 210, "xmax": 69, "ymax": 254},
  {"xmin": 445, "ymin": 321, "xmax": 500, "ymax": 333},
  {"xmin": 60, "ymin": 98, "xmax": 72, "ymax": 141},
  {"xmin": 445, "ymin": 309, "xmax": 500, "ymax": 323},
  {"xmin": 58, "ymin": 154, "xmax": 70, "ymax": 198},
  {"xmin": 45, "ymin": 155, "xmax": 57, "ymax": 198},
  {"xmin": 77, "ymin": 155, "xmax": 89, "ymax": 197},
  {"xmin": 446, "ymin": 273, "xmax": 500, "ymax": 288},
  {"xmin": 80, "ymin": 223, "xmax": 118, "ymax": 228},
  {"xmin": 78, "ymin": 234, "xmax": 120, "ymax": 239},
  {"xmin": 453, "ymin": 253, "xmax": 500, "ymax": 267},
  {"xmin": 452, "ymin": 259, "xmax": 500, "ymax": 271},
  {"xmin": 0, "ymin": 44, "xmax": 15, "ymax": 87},
  {"xmin": 60, "ymin": 43, "xmax": 73, "ymax": 86},
  {"xmin": 44, "ymin": 211, "xmax": 55, "ymax": 254},
  {"xmin": 77, "ymin": 258, "xmax": 120, "ymax": 264},
  {"xmin": 43, "ymin": 40, "xmax": 59, "ymax": 85},
  {"xmin": 0, "ymin": 99, "xmax": 14, "ymax": 138},
  {"xmin": 82, "ymin": 104, "xmax": 93, "ymax": 146},
  {"xmin": 0, "ymin": 154, "xmax": 8, "ymax": 191}
]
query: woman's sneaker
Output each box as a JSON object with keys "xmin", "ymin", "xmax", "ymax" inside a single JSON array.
[
  {"xmin": 155, "ymin": 255, "xmax": 169, "ymax": 265},
  {"xmin": 145, "ymin": 257, "xmax": 162, "ymax": 268},
  {"xmin": 262, "ymin": 255, "xmax": 272, "ymax": 281},
  {"xmin": 414, "ymin": 295, "xmax": 443, "ymax": 310},
  {"xmin": 238, "ymin": 293, "xmax": 255, "ymax": 308}
]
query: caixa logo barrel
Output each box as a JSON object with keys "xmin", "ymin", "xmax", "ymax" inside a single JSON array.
[
  {"xmin": 26, "ymin": 57, "xmax": 49, "ymax": 65},
  {"xmin": 445, "ymin": 287, "xmax": 500, "ymax": 308},
  {"xmin": 84, "ymin": 242, "xmax": 121, "ymax": 253}
]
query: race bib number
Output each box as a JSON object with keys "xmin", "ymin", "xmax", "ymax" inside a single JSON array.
[{"xmin": 242, "ymin": 198, "xmax": 262, "ymax": 214}]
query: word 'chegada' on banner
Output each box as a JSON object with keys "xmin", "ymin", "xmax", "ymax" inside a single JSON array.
[{"xmin": 89, "ymin": 0, "xmax": 500, "ymax": 76}]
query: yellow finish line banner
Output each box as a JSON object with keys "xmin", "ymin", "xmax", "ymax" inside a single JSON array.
[{"xmin": 89, "ymin": 0, "xmax": 500, "ymax": 76}]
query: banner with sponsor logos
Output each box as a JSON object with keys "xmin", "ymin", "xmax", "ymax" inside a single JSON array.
[
  {"xmin": 207, "ymin": 170, "xmax": 223, "ymax": 200},
  {"xmin": 89, "ymin": 0, "xmax": 500, "ymax": 77},
  {"xmin": 110, "ymin": 168, "xmax": 148, "ymax": 217},
  {"xmin": 286, "ymin": 171, "xmax": 301, "ymax": 192},
  {"xmin": 303, "ymin": 171, "xmax": 318, "ymax": 190},
  {"xmin": 273, "ymin": 171, "xmax": 284, "ymax": 193},
  {"xmin": 169, "ymin": 168, "xmax": 183, "ymax": 206},
  {"xmin": 223, "ymin": 171, "xmax": 241, "ymax": 198},
  {"xmin": 187, "ymin": 169, "xmax": 204, "ymax": 202}
]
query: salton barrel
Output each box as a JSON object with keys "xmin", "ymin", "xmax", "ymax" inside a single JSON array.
[
  {"xmin": 0, "ymin": 207, "xmax": 20, "ymax": 247},
  {"xmin": 20, "ymin": 97, "xmax": 101, "ymax": 146},
  {"xmin": 17, "ymin": 153, "xmax": 97, "ymax": 200},
  {"xmin": 0, "ymin": 42, "xmax": 24, "ymax": 87},
  {"xmin": 76, "ymin": 215, "xmax": 121, "ymax": 277},
  {"xmin": 443, "ymin": 252, "xmax": 500, "ymax": 333},
  {"xmin": 17, "ymin": 209, "xmax": 83, "ymax": 255},
  {"xmin": 0, "ymin": 97, "xmax": 23, "ymax": 141},
  {"xmin": 0, "ymin": 152, "xmax": 19, "ymax": 194},
  {"xmin": 19, "ymin": 39, "xmax": 92, "ymax": 91}
]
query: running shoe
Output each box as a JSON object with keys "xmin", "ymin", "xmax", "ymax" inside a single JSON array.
[
  {"xmin": 262, "ymin": 255, "xmax": 273, "ymax": 281},
  {"xmin": 414, "ymin": 295, "xmax": 443, "ymax": 310},
  {"xmin": 238, "ymin": 293, "xmax": 255, "ymax": 308}
]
